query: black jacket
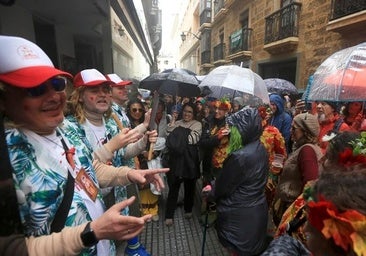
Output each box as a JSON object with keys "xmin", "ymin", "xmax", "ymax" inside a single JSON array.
[
  {"xmin": 214, "ymin": 108, "xmax": 269, "ymax": 255},
  {"xmin": 166, "ymin": 126, "xmax": 200, "ymax": 179}
]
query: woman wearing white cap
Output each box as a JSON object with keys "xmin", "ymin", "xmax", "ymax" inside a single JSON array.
[{"xmin": 0, "ymin": 35, "xmax": 167, "ymax": 256}]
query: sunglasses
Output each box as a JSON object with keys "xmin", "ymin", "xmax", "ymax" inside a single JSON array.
[
  {"xmin": 26, "ymin": 77, "xmax": 67, "ymax": 97},
  {"xmin": 132, "ymin": 108, "xmax": 143, "ymax": 113}
]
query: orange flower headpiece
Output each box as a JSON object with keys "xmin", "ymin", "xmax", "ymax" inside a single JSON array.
[
  {"xmin": 214, "ymin": 97, "xmax": 231, "ymax": 110},
  {"xmin": 304, "ymin": 187, "xmax": 366, "ymax": 255}
]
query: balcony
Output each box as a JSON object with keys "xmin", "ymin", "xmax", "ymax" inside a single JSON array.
[
  {"xmin": 213, "ymin": 0, "xmax": 227, "ymax": 23},
  {"xmin": 326, "ymin": 0, "xmax": 366, "ymax": 34},
  {"xmin": 264, "ymin": 2, "xmax": 301, "ymax": 54},
  {"xmin": 201, "ymin": 50, "xmax": 214, "ymax": 68},
  {"xmin": 213, "ymin": 42, "xmax": 228, "ymax": 65},
  {"xmin": 200, "ymin": 8, "xmax": 212, "ymax": 27},
  {"xmin": 227, "ymin": 28, "xmax": 252, "ymax": 61}
]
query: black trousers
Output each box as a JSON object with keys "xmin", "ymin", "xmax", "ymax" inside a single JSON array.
[{"xmin": 165, "ymin": 174, "xmax": 197, "ymax": 219}]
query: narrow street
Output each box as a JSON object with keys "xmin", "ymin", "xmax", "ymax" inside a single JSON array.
[{"xmin": 125, "ymin": 179, "xmax": 229, "ymax": 256}]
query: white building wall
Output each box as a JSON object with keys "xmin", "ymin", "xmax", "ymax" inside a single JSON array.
[{"xmin": 110, "ymin": 8, "xmax": 151, "ymax": 81}]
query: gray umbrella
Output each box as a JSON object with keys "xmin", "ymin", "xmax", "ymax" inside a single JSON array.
[
  {"xmin": 264, "ymin": 78, "xmax": 298, "ymax": 96},
  {"xmin": 139, "ymin": 68, "xmax": 201, "ymax": 97}
]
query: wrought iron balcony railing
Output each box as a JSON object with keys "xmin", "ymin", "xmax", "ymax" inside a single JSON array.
[
  {"xmin": 329, "ymin": 0, "xmax": 366, "ymax": 20},
  {"xmin": 229, "ymin": 28, "xmax": 252, "ymax": 54},
  {"xmin": 264, "ymin": 2, "xmax": 301, "ymax": 44}
]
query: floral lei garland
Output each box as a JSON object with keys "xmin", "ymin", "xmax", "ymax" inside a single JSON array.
[{"xmin": 304, "ymin": 187, "xmax": 366, "ymax": 255}]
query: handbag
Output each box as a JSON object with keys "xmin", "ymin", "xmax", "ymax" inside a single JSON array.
[{"xmin": 147, "ymin": 155, "xmax": 164, "ymax": 195}]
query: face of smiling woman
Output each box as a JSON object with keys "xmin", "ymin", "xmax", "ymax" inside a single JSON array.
[
  {"xmin": 4, "ymin": 79, "xmax": 67, "ymax": 135},
  {"xmin": 79, "ymin": 84, "xmax": 112, "ymax": 116},
  {"xmin": 182, "ymin": 105, "xmax": 194, "ymax": 122}
]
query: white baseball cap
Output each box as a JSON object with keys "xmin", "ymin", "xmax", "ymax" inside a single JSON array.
[
  {"xmin": 73, "ymin": 68, "xmax": 110, "ymax": 87},
  {"xmin": 0, "ymin": 35, "xmax": 72, "ymax": 88},
  {"xmin": 105, "ymin": 73, "xmax": 132, "ymax": 86}
]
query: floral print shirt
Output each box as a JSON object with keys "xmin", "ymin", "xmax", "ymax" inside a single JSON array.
[
  {"xmin": 6, "ymin": 119, "xmax": 115, "ymax": 256},
  {"xmin": 65, "ymin": 115, "xmax": 133, "ymax": 215},
  {"xmin": 111, "ymin": 102, "xmax": 131, "ymax": 129}
]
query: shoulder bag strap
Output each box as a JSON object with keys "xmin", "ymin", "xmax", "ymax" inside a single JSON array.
[{"xmin": 50, "ymin": 135, "xmax": 75, "ymax": 233}]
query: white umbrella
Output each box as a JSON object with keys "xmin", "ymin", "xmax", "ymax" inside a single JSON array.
[{"xmin": 199, "ymin": 65, "xmax": 269, "ymax": 105}]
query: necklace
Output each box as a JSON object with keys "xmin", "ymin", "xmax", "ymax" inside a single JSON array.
[
  {"xmin": 38, "ymin": 131, "xmax": 63, "ymax": 149},
  {"xmin": 37, "ymin": 130, "xmax": 76, "ymax": 169}
]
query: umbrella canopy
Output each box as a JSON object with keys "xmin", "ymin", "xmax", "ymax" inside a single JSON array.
[
  {"xmin": 199, "ymin": 65, "xmax": 269, "ymax": 105},
  {"xmin": 307, "ymin": 42, "xmax": 366, "ymax": 102},
  {"xmin": 139, "ymin": 68, "xmax": 200, "ymax": 97},
  {"xmin": 264, "ymin": 78, "xmax": 298, "ymax": 96}
]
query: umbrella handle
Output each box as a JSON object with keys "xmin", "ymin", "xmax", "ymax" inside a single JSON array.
[
  {"xmin": 147, "ymin": 142, "xmax": 155, "ymax": 161},
  {"xmin": 113, "ymin": 113, "xmax": 144, "ymax": 166},
  {"xmin": 111, "ymin": 112, "xmax": 124, "ymax": 130}
]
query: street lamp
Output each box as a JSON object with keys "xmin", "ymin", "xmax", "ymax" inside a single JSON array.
[{"xmin": 180, "ymin": 31, "xmax": 201, "ymax": 42}]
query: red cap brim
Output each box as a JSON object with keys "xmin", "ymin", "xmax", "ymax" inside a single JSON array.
[
  {"xmin": 0, "ymin": 66, "xmax": 72, "ymax": 88},
  {"xmin": 113, "ymin": 80, "xmax": 132, "ymax": 86}
]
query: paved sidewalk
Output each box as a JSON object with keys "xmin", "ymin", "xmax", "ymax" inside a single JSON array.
[
  {"xmin": 117, "ymin": 179, "xmax": 274, "ymax": 256},
  {"xmin": 133, "ymin": 179, "xmax": 229, "ymax": 256}
]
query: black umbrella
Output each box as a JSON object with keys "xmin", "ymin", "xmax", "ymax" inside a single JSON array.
[{"xmin": 139, "ymin": 68, "xmax": 201, "ymax": 97}]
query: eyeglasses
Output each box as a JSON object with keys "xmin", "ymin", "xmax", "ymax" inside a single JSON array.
[
  {"xmin": 132, "ymin": 108, "xmax": 143, "ymax": 113},
  {"xmin": 26, "ymin": 77, "xmax": 67, "ymax": 97},
  {"xmin": 183, "ymin": 110, "xmax": 193, "ymax": 114}
]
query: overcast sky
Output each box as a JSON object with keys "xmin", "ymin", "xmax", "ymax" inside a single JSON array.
[{"xmin": 159, "ymin": 0, "xmax": 187, "ymax": 55}]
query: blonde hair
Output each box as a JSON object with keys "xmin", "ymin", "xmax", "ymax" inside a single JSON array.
[{"xmin": 67, "ymin": 86, "xmax": 112, "ymax": 123}]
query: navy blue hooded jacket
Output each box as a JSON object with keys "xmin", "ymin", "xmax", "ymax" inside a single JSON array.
[{"xmin": 269, "ymin": 94, "xmax": 292, "ymax": 153}]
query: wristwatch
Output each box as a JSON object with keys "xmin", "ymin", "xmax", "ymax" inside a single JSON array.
[{"xmin": 80, "ymin": 222, "xmax": 98, "ymax": 247}]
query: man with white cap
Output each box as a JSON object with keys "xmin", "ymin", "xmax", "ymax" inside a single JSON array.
[
  {"xmin": 107, "ymin": 73, "xmax": 155, "ymax": 255},
  {"xmin": 0, "ymin": 35, "xmax": 167, "ymax": 255},
  {"xmin": 67, "ymin": 69, "xmax": 159, "ymax": 256},
  {"xmin": 106, "ymin": 73, "xmax": 133, "ymax": 128}
]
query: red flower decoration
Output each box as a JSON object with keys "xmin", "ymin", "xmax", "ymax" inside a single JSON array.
[
  {"xmin": 214, "ymin": 99, "xmax": 231, "ymax": 110},
  {"xmin": 338, "ymin": 148, "xmax": 366, "ymax": 167}
]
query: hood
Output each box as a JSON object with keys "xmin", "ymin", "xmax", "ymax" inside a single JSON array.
[
  {"xmin": 227, "ymin": 107, "xmax": 263, "ymax": 145},
  {"xmin": 269, "ymin": 94, "xmax": 285, "ymax": 115}
]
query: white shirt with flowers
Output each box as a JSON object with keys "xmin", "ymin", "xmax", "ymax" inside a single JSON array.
[{"xmin": 5, "ymin": 119, "xmax": 115, "ymax": 256}]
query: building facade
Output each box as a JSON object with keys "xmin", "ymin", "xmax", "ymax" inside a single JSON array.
[
  {"xmin": 0, "ymin": 0, "xmax": 162, "ymax": 82},
  {"xmin": 179, "ymin": 0, "xmax": 366, "ymax": 90}
]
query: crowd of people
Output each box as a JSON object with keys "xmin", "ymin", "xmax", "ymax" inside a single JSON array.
[
  {"xmin": 0, "ymin": 35, "xmax": 168, "ymax": 256},
  {"xmin": 1, "ymin": 34, "xmax": 366, "ymax": 256}
]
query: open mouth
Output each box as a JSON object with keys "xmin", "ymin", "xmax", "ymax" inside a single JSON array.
[{"xmin": 97, "ymin": 99, "xmax": 109, "ymax": 104}]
